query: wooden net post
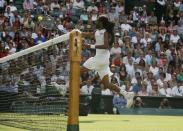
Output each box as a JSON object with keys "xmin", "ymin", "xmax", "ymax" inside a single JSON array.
[{"xmin": 67, "ymin": 30, "xmax": 82, "ymax": 131}]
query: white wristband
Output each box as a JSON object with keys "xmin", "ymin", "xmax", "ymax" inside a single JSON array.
[{"xmin": 90, "ymin": 45, "xmax": 96, "ymax": 49}]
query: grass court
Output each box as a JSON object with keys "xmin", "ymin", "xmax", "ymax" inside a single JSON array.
[{"xmin": 0, "ymin": 114, "xmax": 182, "ymax": 131}]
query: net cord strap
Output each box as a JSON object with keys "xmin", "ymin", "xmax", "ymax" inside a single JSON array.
[{"xmin": 0, "ymin": 32, "xmax": 70, "ymax": 64}]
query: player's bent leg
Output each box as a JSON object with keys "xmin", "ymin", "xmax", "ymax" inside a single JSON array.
[
  {"xmin": 100, "ymin": 74, "xmax": 135, "ymax": 109},
  {"xmin": 120, "ymin": 90, "xmax": 135, "ymax": 108},
  {"xmin": 110, "ymin": 83, "xmax": 135, "ymax": 108},
  {"xmin": 101, "ymin": 75, "xmax": 120, "ymax": 92},
  {"xmin": 101, "ymin": 75, "xmax": 135, "ymax": 108},
  {"xmin": 120, "ymin": 90, "xmax": 135, "ymax": 99}
]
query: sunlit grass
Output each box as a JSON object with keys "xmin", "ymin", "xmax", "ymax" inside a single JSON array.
[
  {"xmin": 0, "ymin": 114, "xmax": 182, "ymax": 131},
  {"xmin": 80, "ymin": 114, "xmax": 183, "ymax": 131}
]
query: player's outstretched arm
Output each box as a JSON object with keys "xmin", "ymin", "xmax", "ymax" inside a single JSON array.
[{"xmin": 82, "ymin": 31, "xmax": 95, "ymax": 39}]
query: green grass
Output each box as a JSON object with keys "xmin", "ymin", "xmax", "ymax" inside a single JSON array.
[
  {"xmin": 80, "ymin": 114, "xmax": 183, "ymax": 131},
  {"xmin": 0, "ymin": 114, "xmax": 183, "ymax": 131},
  {"xmin": 0, "ymin": 113, "xmax": 67, "ymax": 131},
  {"xmin": 0, "ymin": 125, "xmax": 28, "ymax": 131}
]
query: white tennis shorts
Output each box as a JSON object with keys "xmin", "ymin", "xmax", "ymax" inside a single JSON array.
[{"xmin": 83, "ymin": 56, "xmax": 113, "ymax": 79}]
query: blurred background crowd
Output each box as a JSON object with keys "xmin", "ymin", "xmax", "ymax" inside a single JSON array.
[{"xmin": 0, "ymin": 0, "xmax": 183, "ymax": 110}]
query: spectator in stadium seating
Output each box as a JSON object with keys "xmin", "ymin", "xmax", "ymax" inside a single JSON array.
[
  {"xmin": 122, "ymin": 50, "xmax": 135, "ymax": 65},
  {"xmin": 172, "ymin": 80, "xmax": 183, "ymax": 96},
  {"xmin": 34, "ymin": 31, "xmax": 46, "ymax": 44},
  {"xmin": 125, "ymin": 58, "xmax": 136, "ymax": 78},
  {"xmin": 23, "ymin": 0, "xmax": 34, "ymax": 11},
  {"xmin": 113, "ymin": 91, "xmax": 127, "ymax": 114},
  {"xmin": 111, "ymin": 53, "xmax": 123, "ymax": 68},
  {"xmin": 151, "ymin": 81, "xmax": 159, "ymax": 96},
  {"xmin": 80, "ymin": 10, "xmax": 89, "ymax": 24},
  {"xmin": 169, "ymin": 72, "xmax": 177, "ymax": 87},
  {"xmin": 140, "ymin": 32, "xmax": 152, "ymax": 49},
  {"xmin": 90, "ymin": 9, "xmax": 98, "ymax": 23},
  {"xmin": 108, "ymin": 7, "xmax": 119, "ymax": 23},
  {"xmin": 110, "ymin": 41, "xmax": 121, "ymax": 56},
  {"xmin": 173, "ymin": 0, "xmax": 181, "ymax": 15},
  {"xmin": 111, "ymin": 70, "xmax": 120, "ymax": 86},
  {"xmin": 131, "ymin": 71, "xmax": 141, "ymax": 86},
  {"xmin": 6, "ymin": 40, "xmax": 16, "ymax": 55},
  {"xmin": 0, "ymin": 0, "xmax": 6, "ymax": 12},
  {"xmin": 51, "ymin": 78, "xmax": 68, "ymax": 96},
  {"xmin": 0, "ymin": 41, "xmax": 7, "ymax": 58},
  {"xmin": 115, "ymin": 2, "xmax": 124, "ymax": 17},
  {"xmin": 81, "ymin": 41, "xmax": 91, "ymax": 62},
  {"xmin": 119, "ymin": 64, "xmax": 127, "ymax": 83},
  {"xmin": 120, "ymin": 19, "xmax": 132, "ymax": 32},
  {"xmin": 135, "ymin": 59, "xmax": 146, "ymax": 78},
  {"xmin": 180, "ymin": 1, "xmax": 183, "ymax": 12},
  {"xmin": 138, "ymin": 82, "xmax": 149, "ymax": 96},
  {"xmin": 45, "ymin": 77, "xmax": 55, "ymax": 96},
  {"xmin": 87, "ymin": 2, "xmax": 98, "ymax": 13},
  {"xmin": 176, "ymin": 67, "xmax": 183, "ymax": 82},
  {"xmin": 149, "ymin": 60, "xmax": 159, "ymax": 79},
  {"xmin": 132, "ymin": 96, "xmax": 144, "ymax": 108},
  {"xmin": 0, "ymin": 12, "xmax": 5, "ymax": 26},
  {"xmin": 159, "ymin": 98, "xmax": 171, "ymax": 109},
  {"xmin": 97, "ymin": 3, "xmax": 106, "ymax": 15},
  {"xmin": 159, "ymin": 80, "xmax": 173, "ymax": 97},
  {"xmin": 170, "ymin": 29, "xmax": 180, "ymax": 44},
  {"xmin": 29, "ymin": 75, "xmax": 40, "ymax": 96},
  {"xmin": 147, "ymin": 11, "xmax": 158, "ymax": 26},
  {"xmin": 114, "ymin": 32, "xmax": 123, "ymax": 46},
  {"xmin": 50, "ymin": 0, "xmax": 60, "ymax": 11},
  {"xmin": 135, "ymin": 51, "xmax": 146, "ymax": 64},
  {"xmin": 4, "ymin": 6, "xmax": 14, "ymax": 21},
  {"xmin": 157, "ymin": 72, "xmax": 166, "ymax": 88},
  {"xmin": 144, "ymin": 72, "xmax": 153, "ymax": 93},
  {"xmin": 80, "ymin": 79, "xmax": 94, "ymax": 95},
  {"xmin": 51, "ymin": 69, "xmax": 61, "ymax": 82},
  {"xmin": 17, "ymin": 74, "xmax": 30, "ymax": 94},
  {"xmin": 23, "ymin": 17, "xmax": 35, "ymax": 29},
  {"xmin": 73, "ymin": 0, "xmax": 84, "ymax": 10},
  {"xmin": 5, "ymin": 0, "xmax": 17, "ymax": 12},
  {"xmin": 131, "ymin": 74, "xmax": 142, "ymax": 94}
]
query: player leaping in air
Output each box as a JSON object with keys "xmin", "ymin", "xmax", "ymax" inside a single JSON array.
[{"xmin": 81, "ymin": 15, "xmax": 135, "ymax": 108}]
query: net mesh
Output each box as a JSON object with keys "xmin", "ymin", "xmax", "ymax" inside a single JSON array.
[{"xmin": 0, "ymin": 33, "xmax": 70, "ymax": 131}]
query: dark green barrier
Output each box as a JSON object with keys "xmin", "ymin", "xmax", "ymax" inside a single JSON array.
[
  {"xmin": 0, "ymin": 91, "xmax": 17, "ymax": 112},
  {"xmin": 118, "ymin": 108, "xmax": 183, "ymax": 116},
  {"xmin": 1, "ymin": 91, "xmax": 183, "ymax": 115},
  {"xmin": 137, "ymin": 96, "xmax": 183, "ymax": 109},
  {"xmin": 81, "ymin": 95, "xmax": 183, "ymax": 114}
]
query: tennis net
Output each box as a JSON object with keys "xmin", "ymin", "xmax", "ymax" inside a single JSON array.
[{"xmin": 0, "ymin": 32, "xmax": 71, "ymax": 131}]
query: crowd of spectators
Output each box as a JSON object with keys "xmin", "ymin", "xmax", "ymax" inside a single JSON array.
[
  {"xmin": 0, "ymin": 0, "xmax": 183, "ymax": 110},
  {"xmin": 80, "ymin": 0, "xmax": 183, "ymax": 99}
]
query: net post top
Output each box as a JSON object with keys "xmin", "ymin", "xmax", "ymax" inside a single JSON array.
[{"xmin": 69, "ymin": 30, "xmax": 82, "ymax": 62}]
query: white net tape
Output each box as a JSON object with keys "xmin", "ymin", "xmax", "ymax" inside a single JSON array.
[{"xmin": 0, "ymin": 32, "xmax": 70, "ymax": 63}]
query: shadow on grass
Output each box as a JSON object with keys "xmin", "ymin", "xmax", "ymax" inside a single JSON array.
[
  {"xmin": 80, "ymin": 119, "xmax": 130, "ymax": 124},
  {"xmin": 121, "ymin": 120, "xmax": 130, "ymax": 122},
  {"xmin": 80, "ymin": 120, "xmax": 95, "ymax": 123}
]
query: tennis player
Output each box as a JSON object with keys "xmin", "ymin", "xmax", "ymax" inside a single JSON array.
[{"xmin": 81, "ymin": 15, "xmax": 134, "ymax": 108}]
